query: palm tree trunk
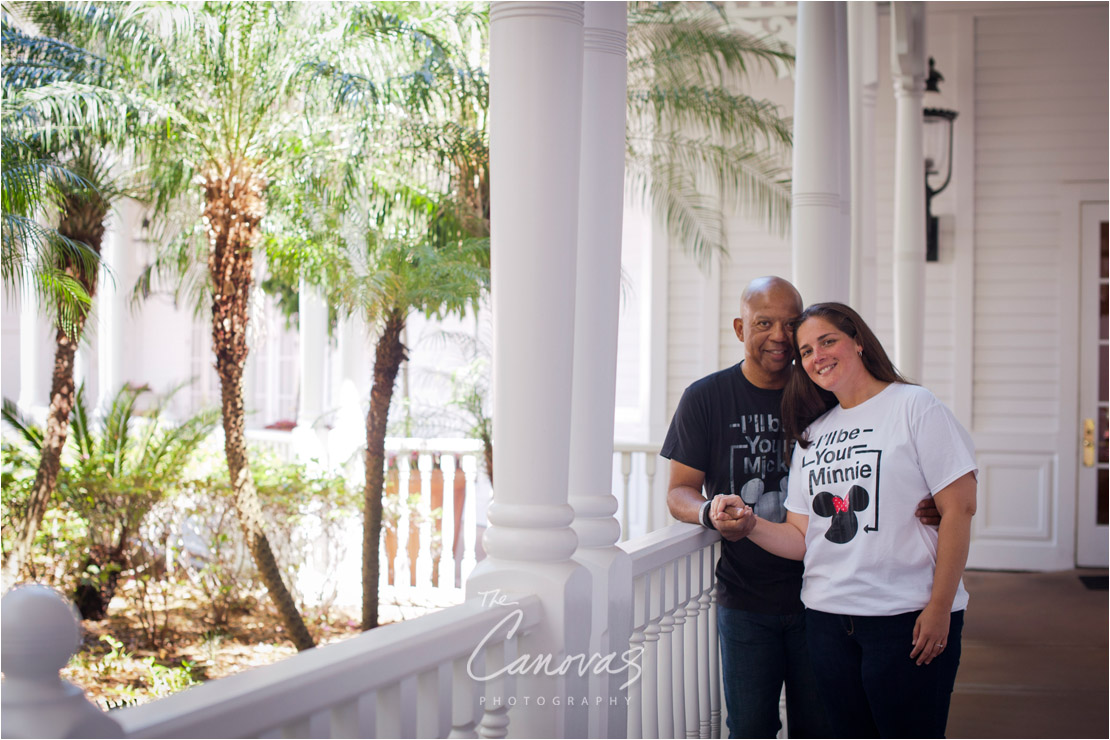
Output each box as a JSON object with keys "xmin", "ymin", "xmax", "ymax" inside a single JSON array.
[
  {"xmin": 204, "ymin": 164, "xmax": 314, "ymax": 651},
  {"xmin": 362, "ymin": 308, "xmax": 407, "ymax": 630},
  {"xmin": 2, "ymin": 318, "xmax": 87, "ymax": 586},
  {"xmin": 1, "ymin": 197, "xmax": 104, "ymax": 589}
]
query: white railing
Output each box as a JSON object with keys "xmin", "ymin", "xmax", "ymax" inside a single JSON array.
[
  {"xmin": 1, "ymin": 523, "xmax": 722, "ymax": 739},
  {"xmin": 621, "ymin": 524, "xmax": 722, "ymax": 739},
  {"xmin": 0, "ymin": 584, "xmax": 543, "ymax": 739},
  {"xmin": 379, "ymin": 438, "xmax": 486, "ymax": 596},
  {"xmin": 236, "ymin": 433, "xmax": 487, "ymax": 606},
  {"xmin": 612, "ymin": 442, "xmax": 668, "ymax": 541},
  {"xmin": 241, "ymin": 430, "xmax": 661, "ymax": 585}
]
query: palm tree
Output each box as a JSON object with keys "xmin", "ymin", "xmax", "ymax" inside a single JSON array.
[
  {"xmin": 114, "ymin": 0, "xmax": 359, "ymax": 650},
  {"xmin": 277, "ymin": 2, "xmax": 489, "ymax": 628},
  {"xmin": 0, "ymin": 5, "xmax": 146, "ymax": 586},
  {"xmin": 626, "ymin": 2, "xmax": 795, "ymax": 265},
  {"xmin": 1, "ymin": 10, "xmax": 102, "ymax": 312}
]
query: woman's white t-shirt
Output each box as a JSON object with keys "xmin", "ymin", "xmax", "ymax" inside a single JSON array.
[{"xmin": 784, "ymin": 382, "xmax": 977, "ymax": 616}]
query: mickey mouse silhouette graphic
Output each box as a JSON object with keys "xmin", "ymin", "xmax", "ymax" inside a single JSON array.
[
  {"xmin": 813, "ymin": 485, "xmax": 870, "ymax": 543},
  {"xmin": 739, "ymin": 476, "xmax": 789, "ymax": 523}
]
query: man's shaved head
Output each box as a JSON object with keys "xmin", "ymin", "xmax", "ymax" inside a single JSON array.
[
  {"xmin": 741, "ymin": 276, "xmax": 803, "ymax": 315},
  {"xmin": 734, "ymin": 276, "xmax": 803, "ymax": 389}
]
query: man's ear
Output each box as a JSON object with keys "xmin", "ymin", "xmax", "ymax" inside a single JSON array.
[{"xmin": 733, "ymin": 317, "xmax": 745, "ymax": 342}]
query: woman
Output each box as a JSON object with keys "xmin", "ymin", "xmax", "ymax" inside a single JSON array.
[{"xmin": 731, "ymin": 302, "xmax": 977, "ymax": 738}]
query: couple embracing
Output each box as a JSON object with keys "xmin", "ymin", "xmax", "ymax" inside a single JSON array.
[{"xmin": 663, "ymin": 276, "xmax": 976, "ymax": 739}]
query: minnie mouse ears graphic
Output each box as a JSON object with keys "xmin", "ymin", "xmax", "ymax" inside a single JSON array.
[{"xmin": 813, "ymin": 485, "xmax": 870, "ymax": 544}]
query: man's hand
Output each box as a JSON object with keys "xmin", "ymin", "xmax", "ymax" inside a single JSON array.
[
  {"xmin": 710, "ymin": 494, "xmax": 755, "ymax": 541},
  {"xmin": 915, "ymin": 496, "xmax": 941, "ymax": 527}
]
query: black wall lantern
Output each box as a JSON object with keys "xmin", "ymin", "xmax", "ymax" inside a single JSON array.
[{"xmin": 923, "ymin": 57, "xmax": 958, "ymax": 262}]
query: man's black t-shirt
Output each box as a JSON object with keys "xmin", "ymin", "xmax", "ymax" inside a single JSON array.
[{"xmin": 660, "ymin": 362, "xmax": 804, "ymax": 614}]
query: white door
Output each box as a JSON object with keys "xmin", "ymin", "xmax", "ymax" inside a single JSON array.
[{"xmin": 1076, "ymin": 202, "xmax": 1108, "ymax": 567}]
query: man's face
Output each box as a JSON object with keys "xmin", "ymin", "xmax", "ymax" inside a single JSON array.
[{"xmin": 733, "ymin": 285, "xmax": 801, "ymax": 388}]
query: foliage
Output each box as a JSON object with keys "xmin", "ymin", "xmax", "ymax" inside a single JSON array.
[
  {"xmin": 1, "ymin": 384, "xmax": 218, "ymax": 617},
  {"xmin": 171, "ymin": 446, "xmax": 361, "ymax": 625},
  {"xmin": 0, "ymin": 8, "xmax": 105, "ymax": 327},
  {"xmin": 0, "ymin": 437, "xmax": 89, "ymax": 586},
  {"xmin": 143, "ymin": 656, "xmax": 200, "ymax": 698},
  {"xmin": 626, "ymin": 1, "xmax": 795, "ymax": 265}
]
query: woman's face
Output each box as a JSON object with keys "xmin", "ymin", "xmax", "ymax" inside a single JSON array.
[{"xmin": 796, "ymin": 316, "xmax": 867, "ymax": 396}]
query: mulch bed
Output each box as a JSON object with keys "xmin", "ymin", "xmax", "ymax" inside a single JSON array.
[{"xmin": 63, "ymin": 584, "xmax": 369, "ymax": 709}]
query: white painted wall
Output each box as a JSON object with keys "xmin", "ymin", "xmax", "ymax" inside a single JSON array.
[{"xmin": 965, "ymin": 4, "xmax": 1108, "ymax": 570}]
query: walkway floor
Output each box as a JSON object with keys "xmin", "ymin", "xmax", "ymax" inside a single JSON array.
[{"xmin": 948, "ymin": 568, "xmax": 1108, "ymax": 739}]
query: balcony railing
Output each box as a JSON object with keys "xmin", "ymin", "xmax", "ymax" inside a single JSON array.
[
  {"xmin": 234, "ymin": 432, "xmax": 666, "ymax": 603},
  {"xmin": 1, "ymin": 525, "xmax": 722, "ymax": 739}
]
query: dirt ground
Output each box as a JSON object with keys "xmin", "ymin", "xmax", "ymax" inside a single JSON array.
[{"xmin": 62, "ymin": 582, "xmax": 458, "ymax": 710}]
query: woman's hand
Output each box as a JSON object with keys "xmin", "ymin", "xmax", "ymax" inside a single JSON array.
[
  {"xmin": 910, "ymin": 601, "xmax": 951, "ymax": 666},
  {"xmin": 709, "ymin": 495, "xmax": 755, "ymax": 541}
]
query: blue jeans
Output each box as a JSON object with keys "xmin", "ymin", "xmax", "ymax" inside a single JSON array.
[
  {"xmin": 805, "ymin": 609, "xmax": 964, "ymax": 738},
  {"xmin": 717, "ymin": 606, "xmax": 831, "ymax": 738}
]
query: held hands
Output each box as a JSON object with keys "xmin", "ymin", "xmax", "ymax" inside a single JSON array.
[
  {"xmin": 910, "ymin": 602, "xmax": 950, "ymax": 666},
  {"xmin": 709, "ymin": 494, "xmax": 756, "ymax": 542}
]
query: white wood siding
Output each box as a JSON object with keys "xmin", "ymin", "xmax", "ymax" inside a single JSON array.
[{"xmin": 972, "ymin": 8, "xmax": 1108, "ymax": 432}]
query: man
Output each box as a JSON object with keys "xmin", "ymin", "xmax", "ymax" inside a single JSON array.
[{"xmin": 661, "ymin": 276, "xmax": 938, "ymax": 738}]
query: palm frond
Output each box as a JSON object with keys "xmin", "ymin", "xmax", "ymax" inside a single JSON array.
[
  {"xmin": 628, "ymin": 3, "xmax": 794, "ymax": 86},
  {"xmin": 628, "ymin": 131, "xmax": 792, "ymax": 238},
  {"xmin": 1, "ymin": 397, "xmax": 44, "ymax": 450},
  {"xmin": 69, "ymin": 383, "xmax": 95, "ymax": 459},
  {"xmin": 627, "ymin": 85, "xmax": 792, "ymax": 151},
  {"xmin": 625, "ymin": 159, "xmax": 723, "ymax": 269}
]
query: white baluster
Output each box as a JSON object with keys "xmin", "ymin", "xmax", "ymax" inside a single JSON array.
[
  {"xmin": 439, "ymin": 454, "xmax": 458, "ymax": 590},
  {"xmin": 329, "ymin": 696, "xmax": 360, "ymax": 738},
  {"xmin": 657, "ymin": 566, "xmax": 676, "ymax": 738},
  {"xmin": 397, "ymin": 454, "xmax": 413, "ymax": 590},
  {"xmin": 671, "ymin": 556, "xmax": 689, "ymax": 739},
  {"xmin": 450, "ymin": 654, "xmax": 480, "ymax": 738},
  {"xmin": 708, "ymin": 582, "xmax": 721, "ymax": 739},
  {"xmin": 620, "ymin": 451, "xmax": 633, "ymax": 539},
  {"xmin": 478, "ymin": 641, "xmax": 511, "ymax": 739},
  {"xmin": 684, "ymin": 587, "xmax": 702, "ymax": 739},
  {"xmin": 417, "ymin": 453, "xmax": 435, "ymax": 587},
  {"xmin": 642, "ymin": 570, "xmax": 661, "ymax": 740},
  {"xmin": 705, "ymin": 548, "xmax": 723, "ymax": 736},
  {"xmin": 377, "ymin": 684, "xmax": 402, "ymax": 737},
  {"xmin": 645, "ymin": 453, "xmax": 658, "ymax": 532},
  {"xmin": 416, "ymin": 663, "xmax": 450, "ymax": 738},
  {"xmin": 460, "ymin": 454, "xmax": 478, "ymax": 585},
  {"xmin": 0, "ymin": 585, "xmax": 122, "ymax": 739},
  {"xmin": 697, "ymin": 571, "xmax": 713, "ymax": 738},
  {"xmin": 627, "ymin": 575, "xmax": 647, "ymax": 739}
]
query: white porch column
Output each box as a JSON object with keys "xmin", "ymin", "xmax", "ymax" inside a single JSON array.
[
  {"xmin": 467, "ymin": 3, "xmax": 590, "ymax": 737},
  {"xmin": 568, "ymin": 4, "xmax": 631, "ymax": 738},
  {"xmin": 295, "ymin": 279, "xmax": 328, "ymax": 461},
  {"xmin": 95, "ymin": 203, "xmax": 134, "ymax": 410},
  {"xmin": 18, "ymin": 284, "xmax": 44, "ymax": 414},
  {"xmin": 328, "ymin": 313, "xmax": 368, "ymax": 470},
  {"xmin": 849, "ymin": 2, "xmax": 879, "ymax": 325},
  {"xmin": 791, "ymin": 1, "xmax": 851, "ymax": 305},
  {"xmin": 890, "ymin": 2, "xmax": 927, "ymax": 381}
]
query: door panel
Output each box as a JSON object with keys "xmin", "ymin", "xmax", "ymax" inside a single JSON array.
[{"xmin": 1076, "ymin": 204, "xmax": 1108, "ymax": 567}]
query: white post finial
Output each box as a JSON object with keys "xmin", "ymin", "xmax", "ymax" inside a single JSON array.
[{"xmin": 1, "ymin": 585, "xmax": 122, "ymax": 738}]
